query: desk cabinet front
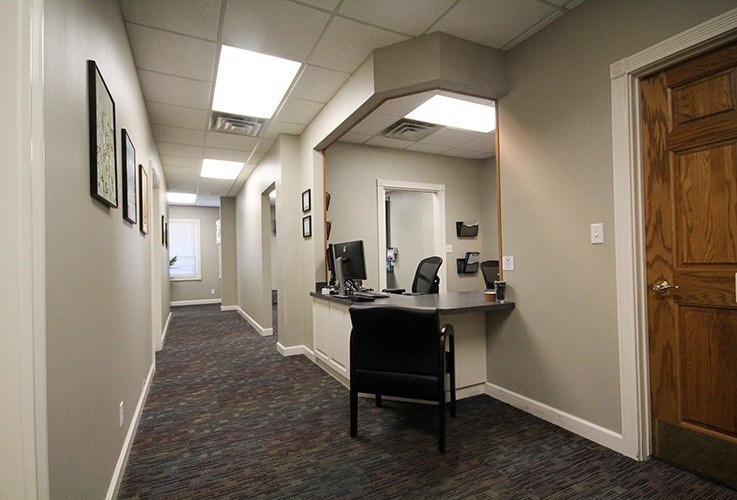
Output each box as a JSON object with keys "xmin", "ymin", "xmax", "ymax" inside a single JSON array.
[{"xmin": 312, "ymin": 299, "xmax": 351, "ymax": 378}]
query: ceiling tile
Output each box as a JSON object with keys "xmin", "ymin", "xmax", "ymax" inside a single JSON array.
[
  {"xmin": 195, "ymin": 194, "xmax": 221, "ymax": 207},
  {"xmin": 147, "ymin": 102, "xmax": 208, "ymax": 130},
  {"xmin": 457, "ymin": 132, "xmax": 495, "ymax": 152},
  {"xmin": 157, "ymin": 142, "xmax": 203, "ymax": 158},
  {"xmin": 199, "ymin": 177, "xmax": 236, "ymax": 194},
  {"xmin": 254, "ymin": 139, "xmax": 275, "ymax": 154},
  {"xmin": 339, "ymin": 131, "xmax": 372, "ymax": 144},
  {"xmin": 431, "ymin": 0, "xmax": 555, "ymax": 49},
  {"xmin": 138, "ymin": 70, "xmax": 211, "ymax": 109},
  {"xmin": 262, "ymin": 121, "xmax": 306, "ymax": 139},
  {"xmin": 248, "ymin": 152, "xmax": 266, "ymax": 164},
  {"xmin": 406, "ymin": 143, "xmax": 448, "ymax": 155},
  {"xmin": 165, "ymin": 171, "xmax": 198, "ymax": 185},
  {"xmin": 120, "ymin": 0, "xmax": 221, "ymax": 40},
  {"xmin": 339, "ymin": 0, "xmax": 457, "ymax": 36},
  {"xmin": 204, "ymin": 147, "xmax": 249, "ymax": 162},
  {"xmin": 365, "ymin": 136, "xmax": 413, "ymax": 149},
  {"xmin": 374, "ymin": 90, "xmax": 437, "ymax": 118},
  {"xmin": 310, "ymin": 16, "xmax": 408, "ymax": 73},
  {"xmin": 153, "ymin": 125, "xmax": 205, "ymax": 146},
  {"xmin": 167, "ymin": 180, "xmax": 198, "ymax": 191},
  {"xmin": 442, "ymin": 148, "xmax": 491, "ymax": 159},
  {"xmin": 205, "ymin": 132, "xmax": 260, "ymax": 151},
  {"xmin": 125, "ymin": 24, "xmax": 216, "ymax": 81},
  {"xmin": 298, "ymin": 0, "xmax": 341, "ymax": 10},
  {"xmin": 350, "ymin": 112, "xmax": 397, "ymax": 135},
  {"xmin": 164, "ymin": 165, "xmax": 200, "ymax": 177},
  {"xmin": 275, "ymin": 97, "xmax": 324, "ymax": 125},
  {"xmin": 222, "ymin": 0, "xmax": 331, "ymax": 61},
  {"xmin": 160, "ymin": 155, "xmax": 201, "ymax": 169},
  {"xmin": 419, "ymin": 127, "xmax": 483, "ymax": 147},
  {"xmin": 290, "ymin": 65, "xmax": 350, "ymax": 103}
]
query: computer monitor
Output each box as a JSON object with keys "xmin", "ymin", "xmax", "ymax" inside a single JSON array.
[
  {"xmin": 326, "ymin": 244, "xmax": 336, "ymax": 285},
  {"xmin": 332, "ymin": 240, "xmax": 366, "ymax": 281}
]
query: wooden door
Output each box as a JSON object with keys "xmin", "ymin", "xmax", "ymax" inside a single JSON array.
[{"xmin": 642, "ymin": 40, "xmax": 737, "ymax": 488}]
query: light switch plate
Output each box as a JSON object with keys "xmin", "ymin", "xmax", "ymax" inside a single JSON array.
[
  {"xmin": 445, "ymin": 244, "xmax": 453, "ymax": 253},
  {"xmin": 502, "ymin": 256, "xmax": 514, "ymax": 271},
  {"xmin": 591, "ymin": 223, "xmax": 604, "ymax": 244}
]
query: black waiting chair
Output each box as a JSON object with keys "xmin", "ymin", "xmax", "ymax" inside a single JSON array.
[
  {"xmin": 383, "ymin": 256, "xmax": 443, "ymax": 295},
  {"xmin": 480, "ymin": 260, "xmax": 500, "ymax": 289},
  {"xmin": 348, "ymin": 305, "xmax": 456, "ymax": 452}
]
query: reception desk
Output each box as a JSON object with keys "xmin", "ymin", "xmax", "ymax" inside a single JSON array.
[{"xmin": 309, "ymin": 291, "xmax": 515, "ymax": 397}]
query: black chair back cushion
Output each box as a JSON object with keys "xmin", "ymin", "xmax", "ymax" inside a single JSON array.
[
  {"xmin": 412, "ymin": 256, "xmax": 443, "ymax": 294},
  {"xmin": 349, "ymin": 305, "xmax": 440, "ymax": 376}
]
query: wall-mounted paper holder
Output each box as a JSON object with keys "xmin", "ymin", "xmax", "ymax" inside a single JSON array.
[
  {"xmin": 456, "ymin": 221, "xmax": 479, "ymax": 237},
  {"xmin": 457, "ymin": 251, "xmax": 480, "ymax": 274}
]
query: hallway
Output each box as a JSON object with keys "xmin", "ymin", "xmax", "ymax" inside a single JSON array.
[{"xmin": 118, "ymin": 306, "xmax": 735, "ymax": 499}]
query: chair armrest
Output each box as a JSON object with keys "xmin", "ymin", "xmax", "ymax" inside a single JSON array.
[
  {"xmin": 441, "ymin": 324, "xmax": 454, "ymax": 338},
  {"xmin": 382, "ymin": 288, "xmax": 406, "ymax": 294}
]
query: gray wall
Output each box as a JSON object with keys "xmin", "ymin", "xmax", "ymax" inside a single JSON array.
[
  {"xmin": 220, "ymin": 197, "xmax": 238, "ymax": 307},
  {"xmin": 325, "ymin": 142, "xmax": 492, "ymax": 292},
  {"xmin": 169, "ymin": 205, "xmax": 221, "ymax": 303},
  {"xmin": 43, "ymin": 0, "xmax": 167, "ymax": 496},
  {"xmin": 490, "ymin": 0, "xmax": 737, "ymax": 434}
]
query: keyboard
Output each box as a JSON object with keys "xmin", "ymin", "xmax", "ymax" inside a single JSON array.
[
  {"xmin": 350, "ymin": 293, "xmax": 375, "ymax": 302},
  {"xmin": 358, "ymin": 291, "xmax": 390, "ymax": 298}
]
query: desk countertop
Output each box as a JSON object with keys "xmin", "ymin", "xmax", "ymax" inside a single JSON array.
[{"xmin": 310, "ymin": 290, "xmax": 515, "ymax": 315}]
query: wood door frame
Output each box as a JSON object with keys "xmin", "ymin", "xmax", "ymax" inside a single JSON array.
[
  {"xmin": 610, "ymin": 7, "xmax": 737, "ymax": 461},
  {"xmin": 376, "ymin": 179, "xmax": 448, "ymax": 293}
]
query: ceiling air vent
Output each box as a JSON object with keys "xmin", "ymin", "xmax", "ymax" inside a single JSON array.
[
  {"xmin": 381, "ymin": 119, "xmax": 440, "ymax": 142},
  {"xmin": 210, "ymin": 111, "xmax": 265, "ymax": 136}
]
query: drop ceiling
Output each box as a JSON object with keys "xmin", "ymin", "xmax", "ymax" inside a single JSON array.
[{"xmin": 120, "ymin": 0, "xmax": 585, "ymax": 205}]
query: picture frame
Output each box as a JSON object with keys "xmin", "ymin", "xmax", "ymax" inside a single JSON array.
[
  {"xmin": 302, "ymin": 189, "xmax": 311, "ymax": 213},
  {"xmin": 121, "ymin": 129, "xmax": 137, "ymax": 224},
  {"xmin": 303, "ymin": 215, "xmax": 312, "ymax": 238},
  {"xmin": 138, "ymin": 164, "xmax": 149, "ymax": 235},
  {"xmin": 161, "ymin": 215, "xmax": 166, "ymax": 246},
  {"xmin": 88, "ymin": 60, "xmax": 118, "ymax": 207},
  {"xmin": 325, "ymin": 191, "xmax": 331, "ymax": 211}
]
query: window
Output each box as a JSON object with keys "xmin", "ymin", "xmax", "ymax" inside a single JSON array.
[{"xmin": 169, "ymin": 219, "xmax": 201, "ymax": 281}]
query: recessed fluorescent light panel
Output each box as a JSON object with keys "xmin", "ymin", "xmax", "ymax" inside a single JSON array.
[
  {"xmin": 405, "ymin": 95, "xmax": 496, "ymax": 133},
  {"xmin": 168, "ymin": 192, "xmax": 196, "ymax": 205},
  {"xmin": 212, "ymin": 45, "xmax": 301, "ymax": 119},
  {"xmin": 200, "ymin": 159, "xmax": 244, "ymax": 180}
]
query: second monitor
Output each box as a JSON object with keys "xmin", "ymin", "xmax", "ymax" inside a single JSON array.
[{"xmin": 332, "ymin": 240, "xmax": 367, "ymax": 281}]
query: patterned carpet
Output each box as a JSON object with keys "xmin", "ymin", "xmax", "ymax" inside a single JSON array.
[{"xmin": 118, "ymin": 305, "xmax": 736, "ymax": 499}]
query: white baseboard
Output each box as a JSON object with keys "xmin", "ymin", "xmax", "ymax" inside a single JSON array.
[
  {"xmin": 234, "ymin": 306, "xmax": 273, "ymax": 336},
  {"xmin": 159, "ymin": 312, "xmax": 172, "ymax": 350},
  {"xmin": 170, "ymin": 298, "xmax": 221, "ymax": 306},
  {"xmin": 220, "ymin": 305, "xmax": 238, "ymax": 312},
  {"xmin": 106, "ymin": 363, "xmax": 155, "ymax": 500},
  {"xmin": 276, "ymin": 343, "xmax": 315, "ymax": 359},
  {"xmin": 484, "ymin": 382, "xmax": 625, "ymax": 454}
]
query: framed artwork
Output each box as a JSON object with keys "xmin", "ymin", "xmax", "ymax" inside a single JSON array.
[
  {"xmin": 161, "ymin": 215, "xmax": 166, "ymax": 246},
  {"xmin": 302, "ymin": 189, "xmax": 311, "ymax": 212},
  {"xmin": 325, "ymin": 191, "xmax": 331, "ymax": 211},
  {"xmin": 121, "ymin": 129, "xmax": 137, "ymax": 224},
  {"xmin": 302, "ymin": 215, "xmax": 312, "ymax": 238},
  {"xmin": 88, "ymin": 60, "xmax": 118, "ymax": 207},
  {"xmin": 138, "ymin": 164, "xmax": 149, "ymax": 235}
]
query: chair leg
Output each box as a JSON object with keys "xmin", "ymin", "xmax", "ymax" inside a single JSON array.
[
  {"xmin": 350, "ymin": 389, "xmax": 358, "ymax": 438},
  {"xmin": 438, "ymin": 395, "xmax": 446, "ymax": 453},
  {"xmin": 375, "ymin": 393, "xmax": 382, "ymax": 407},
  {"xmin": 449, "ymin": 335, "xmax": 456, "ymax": 418}
]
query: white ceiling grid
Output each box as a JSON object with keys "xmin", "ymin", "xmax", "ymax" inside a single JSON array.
[{"xmin": 120, "ymin": 0, "xmax": 584, "ymax": 204}]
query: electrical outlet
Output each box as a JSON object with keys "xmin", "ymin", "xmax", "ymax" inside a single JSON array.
[
  {"xmin": 445, "ymin": 244, "xmax": 453, "ymax": 253},
  {"xmin": 118, "ymin": 401, "xmax": 124, "ymax": 428},
  {"xmin": 590, "ymin": 223, "xmax": 604, "ymax": 244},
  {"xmin": 210, "ymin": 289, "xmax": 215, "ymax": 295}
]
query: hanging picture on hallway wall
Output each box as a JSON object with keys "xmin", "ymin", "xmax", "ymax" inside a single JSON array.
[
  {"xmin": 303, "ymin": 215, "xmax": 312, "ymax": 238},
  {"xmin": 302, "ymin": 189, "xmax": 311, "ymax": 212},
  {"xmin": 121, "ymin": 129, "xmax": 137, "ymax": 224},
  {"xmin": 162, "ymin": 215, "xmax": 166, "ymax": 246},
  {"xmin": 139, "ymin": 164, "xmax": 149, "ymax": 235},
  {"xmin": 87, "ymin": 60, "xmax": 118, "ymax": 208}
]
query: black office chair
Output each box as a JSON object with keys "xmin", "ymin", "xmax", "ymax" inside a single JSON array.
[
  {"xmin": 383, "ymin": 256, "xmax": 443, "ymax": 295},
  {"xmin": 348, "ymin": 305, "xmax": 456, "ymax": 452},
  {"xmin": 480, "ymin": 260, "xmax": 500, "ymax": 289}
]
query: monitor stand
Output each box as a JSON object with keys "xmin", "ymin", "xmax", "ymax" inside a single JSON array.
[{"xmin": 335, "ymin": 257, "xmax": 349, "ymax": 298}]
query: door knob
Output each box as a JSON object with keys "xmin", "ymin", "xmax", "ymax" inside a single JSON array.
[{"xmin": 652, "ymin": 280, "xmax": 679, "ymax": 293}]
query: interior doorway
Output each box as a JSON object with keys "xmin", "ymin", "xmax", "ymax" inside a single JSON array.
[
  {"xmin": 640, "ymin": 39, "xmax": 737, "ymax": 488},
  {"xmin": 264, "ymin": 184, "xmax": 278, "ymax": 334},
  {"xmin": 376, "ymin": 179, "xmax": 447, "ymax": 293}
]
